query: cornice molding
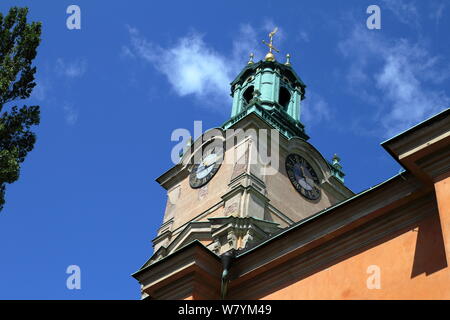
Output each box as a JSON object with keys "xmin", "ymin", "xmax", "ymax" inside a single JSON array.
[
  {"xmin": 228, "ymin": 193, "xmax": 437, "ymax": 299},
  {"xmin": 231, "ymin": 172, "xmax": 423, "ymax": 279},
  {"xmin": 133, "ymin": 241, "xmax": 221, "ymax": 300},
  {"xmin": 382, "ymin": 108, "xmax": 450, "ymax": 185}
]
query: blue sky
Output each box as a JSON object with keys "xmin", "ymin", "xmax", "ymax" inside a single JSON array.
[{"xmin": 0, "ymin": 0, "xmax": 449, "ymax": 299}]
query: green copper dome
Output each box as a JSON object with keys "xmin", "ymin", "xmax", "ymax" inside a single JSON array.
[{"xmin": 223, "ymin": 58, "xmax": 309, "ymax": 140}]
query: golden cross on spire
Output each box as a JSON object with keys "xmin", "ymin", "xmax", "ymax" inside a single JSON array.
[{"xmin": 262, "ymin": 27, "xmax": 279, "ymax": 61}]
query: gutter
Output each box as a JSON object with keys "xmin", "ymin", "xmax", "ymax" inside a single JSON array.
[{"xmin": 220, "ymin": 249, "xmax": 235, "ymax": 299}]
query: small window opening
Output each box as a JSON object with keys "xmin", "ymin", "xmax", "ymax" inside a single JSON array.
[
  {"xmin": 243, "ymin": 86, "xmax": 254, "ymax": 105},
  {"xmin": 279, "ymin": 87, "xmax": 291, "ymax": 109}
]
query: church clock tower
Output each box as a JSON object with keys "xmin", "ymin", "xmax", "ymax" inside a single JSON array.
[{"xmin": 133, "ymin": 29, "xmax": 354, "ymax": 299}]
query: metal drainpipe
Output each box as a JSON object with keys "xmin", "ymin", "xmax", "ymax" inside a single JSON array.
[{"xmin": 220, "ymin": 249, "xmax": 236, "ymax": 300}]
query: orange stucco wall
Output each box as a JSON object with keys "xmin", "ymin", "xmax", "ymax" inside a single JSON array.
[
  {"xmin": 261, "ymin": 177, "xmax": 450, "ymax": 300},
  {"xmin": 262, "ymin": 213, "xmax": 449, "ymax": 299},
  {"xmin": 435, "ymin": 172, "xmax": 450, "ymax": 260}
]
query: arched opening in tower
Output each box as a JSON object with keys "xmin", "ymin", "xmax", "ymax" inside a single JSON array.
[
  {"xmin": 279, "ymin": 87, "xmax": 291, "ymax": 110},
  {"xmin": 243, "ymin": 86, "xmax": 254, "ymax": 105}
]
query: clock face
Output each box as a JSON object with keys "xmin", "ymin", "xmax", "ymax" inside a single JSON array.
[
  {"xmin": 189, "ymin": 147, "xmax": 222, "ymax": 189},
  {"xmin": 285, "ymin": 154, "xmax": 321, "ymax": 200}
]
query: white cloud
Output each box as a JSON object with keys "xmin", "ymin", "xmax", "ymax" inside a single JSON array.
[
  {"xmin": 429, "ymin": 2, "xmax": 446, "ymax": 25},
  {"xmin": 120, "ymin": 46, "xmax": 136, "ymax": 59},
  {"xmin": 31, "ymin": 61, "xmax": 84, "ymax": 126},
  {"xmin": 63, "ymin": 103, "xmax": 79, "ymax": 125},
  {"xmin": 302, "ymin": 91, "xmax": 332, "ymax": 126},
  {"xmin": 55, "ymin": 58, "xmax": 87, "ymax": 78},
  {"xmin": 32, "ymin": 78, "xmax": 49, "ymax": 101},
  {"xmin": 122, "ymin": 23, "xmax": 335, "ymax": 127},
  {"xmin": 376, "ymin": 49, "xmax": 448, "ymax": 133},
  {"xmin": 231, "ymin": 24, "xmax": 264, "ymax": 66},
  {"xmin": 298, "ymin": 31, "xmax": 310, "ymax": 43},
  {"xmin": 381, "ymin": 0, "xmax": 421, "ymax": 28},
  {"xmin": 338, "ymin": 26, "xmax": 450, "ymax": 137},
  {"xmin": 126, "ymin": 28, "xmax": 232, "ymax": 106},
  {"xmin": 123, "ymin": 24, "xmax": 284, "ymax": 109}
]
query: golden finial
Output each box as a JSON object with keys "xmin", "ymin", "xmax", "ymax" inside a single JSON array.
[
  {"xmin": 262, "ymin": 27, "xmax": 280, "ymax": 62},
  {"xmin": 332, "ymin": 154, "xmax": 341, "ymax": 164},
  {"xmin": 285, "ymin": 53, "xmax": 291, "ymax": 66},
  {"xmin": 248, "ymin": 52, "xmax": 254, "ymax": 65}
]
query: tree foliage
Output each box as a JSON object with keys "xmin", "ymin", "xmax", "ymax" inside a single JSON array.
[{"xmin": 0, "ymin": 7, "xmax": 41, "ymax": 211}]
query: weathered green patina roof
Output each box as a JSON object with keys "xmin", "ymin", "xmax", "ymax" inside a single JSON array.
[{"xmin": 230, "ymin": 60, "xmax": 307, "ymax": 97}]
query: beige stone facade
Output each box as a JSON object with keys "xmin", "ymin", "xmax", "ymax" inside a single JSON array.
[
  {"xmin": 142, "ymin": 111, "xmax": 353, "ymax": 272},
  {"xmin": 133, "ymin": 109, "xmax": 450, "ymax": 300}
]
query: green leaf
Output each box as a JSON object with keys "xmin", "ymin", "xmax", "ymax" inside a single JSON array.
[{"xmin": 0, "ymin": 6, "xmax": 41, "ymax": 212}]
